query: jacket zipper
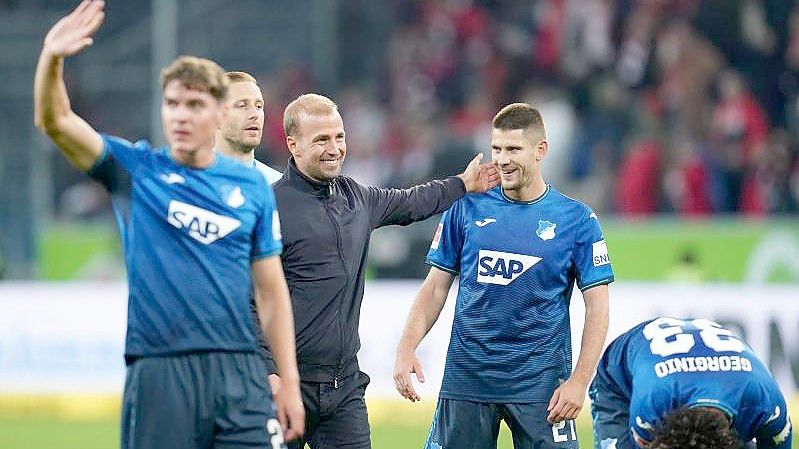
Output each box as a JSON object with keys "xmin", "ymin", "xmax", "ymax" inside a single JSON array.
[{"xmin": 323, "ymin": 191, "xmax": 346, "ymax": 389}]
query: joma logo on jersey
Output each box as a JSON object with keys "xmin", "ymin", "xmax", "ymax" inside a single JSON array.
[
  {"xmin": 477, "ymin": 250, "xmax": 541, "ymax": 285},
  {"xmin": 167, "ymin": 200, "xmax": 241, "ymax": 245}
]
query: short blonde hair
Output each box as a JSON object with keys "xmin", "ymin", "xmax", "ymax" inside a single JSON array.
[
  {"xmin": 492, "ymin": 102, "xmax": 547, "ymax": 140},
  {"xmin": 226, "ymin": 71, "xmax": 258, "ymax": 84},
  {"xmin": 160, "ymin": 56, "xmax": 228, "ymax": 102},
  {"xmin": 283, "ymin": 93, "xmax": 338, "ymax": 137}
]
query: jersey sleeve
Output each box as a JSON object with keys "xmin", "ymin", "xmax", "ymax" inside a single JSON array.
[
  {"xmin": 573, "ymin": 207, "xmax": 614, "ymax": 291},
  {"xmin": 755, "ymin": 392, "xmax": 792, "ymax": 448},
  {"xmin": 87, "ymin": 134, "xmax": 151, "ymax": 192},
  {"xmin": 425, "ymin": 199, "xmax": 463, "ymax": 274},
  {"xmin": 251, "ymin": 180, "xmax": 283, "ymax": 260}
]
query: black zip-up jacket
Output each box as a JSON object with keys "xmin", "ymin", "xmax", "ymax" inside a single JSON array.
[{"xmin": 259, "ymin": 158, "xmax": 466, "ymax": 384}]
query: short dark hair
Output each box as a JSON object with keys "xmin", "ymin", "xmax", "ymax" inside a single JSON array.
[
  {"xmin": 650, "ymin": 407, "xmax": 740, "ymax": 449},
  {"xmin": 491, "ymin": 103, "xmax": 546, "ymax": 139},
  {"xmin": 160, "ymin": 56, "xmax": 228, "ymax": 102}
]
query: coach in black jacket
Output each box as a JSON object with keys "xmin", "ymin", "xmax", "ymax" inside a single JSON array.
[{"xmin": 263, "ymin": 93, "xmax": 498, "ymax": 449}]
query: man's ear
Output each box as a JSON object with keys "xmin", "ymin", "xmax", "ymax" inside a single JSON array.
[
  {"xmin": 536, "ymin": 139, "xmax": 549, "ymax": 162},
  {"xmin": 286, "ymin": 135, "xmax": 298, "ymax": 157}
]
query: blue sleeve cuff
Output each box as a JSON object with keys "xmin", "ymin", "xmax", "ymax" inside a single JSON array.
[
  {"xmin": 579, "ymin": 277, "xmax": 614, "ymax": 292},
  {"xmin": 426, "ymin": 259, "xmax": 459, "ymax": 275},
  {"xmin": 252, "ymin": 245, "xmax": 282, "ymax": 262}
]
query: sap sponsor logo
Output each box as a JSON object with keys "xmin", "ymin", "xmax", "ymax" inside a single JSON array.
[
  {"xmin": 430, "ymin": 223, "xmax": 443, "ymax": 250},
  {"xmin": 160, "ymin": 172, "xmax": 186, "ymax": 185},
  {"xmin": 536, "ymin": 220, "xmax": 556, "ymax": 240},
  {"xmin": 167, "ymin": 200, "xmax": 241, "ymax": 244},
  {"xmin": 592, "ymin": 240, "xmax": 610, "ymax": 266},
  {"xmin": 477, "ymin": 250, "xmax": 541, "ymax": 285},
  {"xmin": 653, "ymin": 355, "xmax": 752, "ymax": 378}
]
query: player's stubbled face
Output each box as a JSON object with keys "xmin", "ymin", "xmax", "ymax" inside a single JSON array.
[
  {"xmin": 162, "ymin": 80, "xmax": 224, "ymax": 156},
  {"xmin": 221, "ymin": 81, "xmax": 264, "ymax": 151},
  {"xmin": 293, "ymin": 111, "xmax": 347, "ymax": 182},
  {"xmin": 490, "ymin": 127, "xmax": 540, "ymax": 191}
]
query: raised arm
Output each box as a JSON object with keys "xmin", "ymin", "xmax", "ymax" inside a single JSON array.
[
  {"xmin": 370, "ymin": 153, "xmax": 499, "ymax": 227},
  {"xmin": 393, "ymin": 266, "xmax": 456, "ymax": 402},
  {"xmin": 547, "ymin": 284, "xmax": 609, "ymax": 423},
  {"xmin": 252, "ymin": 256, "xmax": 305, "ymax": 441},
  {"xmin": 34, "ymin": 0, "xmax": 105, "ymax": 170}
]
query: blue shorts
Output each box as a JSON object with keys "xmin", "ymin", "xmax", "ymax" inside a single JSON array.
[
  {"xmin": 589, "ymin": 368, "xmax": 635, "ymax": 449},
  {"xmin": 424, "ymin": 398, "xmax": 578, "ymax": 449},
  {"xmin": 121, "ymin": 351, "xmax": 284, "ymax": 449}
]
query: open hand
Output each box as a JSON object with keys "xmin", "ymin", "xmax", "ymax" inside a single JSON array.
[
  {"xmin": 43, "ymin": 0, "xmax": 105, "ymax": 58},
  {"xmin": 274, "ymin": 378, "xmax": 305, "ymax": 441},
  {"xmin": 457, "ymin": 153, "xmax": 500, "ymax": 193},
  {"xmin": 546, "ymin": 378, "xmax": 586, "ymax": 423},
  {"xmin": 393, "ymin": 350, "xmax": 425, "ymax": 402}
]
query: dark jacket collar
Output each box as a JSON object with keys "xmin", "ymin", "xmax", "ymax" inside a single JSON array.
[{"xmin": 284, "ymin": 157, "xmax": 335, "ymax": 197}]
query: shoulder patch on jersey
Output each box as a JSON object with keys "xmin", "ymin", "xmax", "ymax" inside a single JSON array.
[
  {"xmin": 430, "ymin": 223, "xmax": 443, "ymax": 250},
  {"xmin": 167, "ymin": 200, "xmax": 242, "ymax": 244},
  {"xmin": 272, "ymin": 210, "xmax": 282, "ymax": 241},
  {"xmin": 477, "ymin": 250, "xmax": 541, "ymax": 285},
  {"xmin": 536, "ymin": 220, "xmax": 556, "ymax": 240},
  {"xmin": 592, "ymin": 240, "xmax": 610, "ymax": 266}
]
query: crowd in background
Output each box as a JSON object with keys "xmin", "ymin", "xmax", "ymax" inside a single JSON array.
[
  {"xmin": 251, "ymin": 0, "xmax": 799, "ymax": 217},
  {"xmin": 8, "ymin": 0, "xmax": 799, "ymax": 218}
]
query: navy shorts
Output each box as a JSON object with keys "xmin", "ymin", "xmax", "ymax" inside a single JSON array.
[
  {"xmin": 121, "ymin": 351, "xmax": 284, "ymax": 449},
  {"xmin": 589, "ymin": 368, "xmax": 635, "ymax": 449},
  {"xmin": 424, "ymin": 398, "xmax": 578, "ymax": 449},
  {"xmin": 287, "ymin": 371, "xmax": 371, "ymax": 449}
]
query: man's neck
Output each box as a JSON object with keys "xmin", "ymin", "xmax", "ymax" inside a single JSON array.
[
  {"xmin": 170, "ymin": 146, "xmax": 216, "ymax": 168},
  {"xmin": 504, "ymin": 177, "xmax": 547, "ymax": 202},
  {"xmin": 217, "ymin": 139, "xmax": 255, "ymax": 164}
]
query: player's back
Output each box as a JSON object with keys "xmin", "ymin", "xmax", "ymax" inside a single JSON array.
[
  {"xmin": 621, "ymin": 317, "xmax": 789, "ymax": 444},
  {"xmin": 430, "ymin": 185, "xmax": 613, "ymax": 403}
]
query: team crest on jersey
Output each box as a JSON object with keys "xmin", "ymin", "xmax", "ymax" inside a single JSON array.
[
  {"xmin": 219, "ymin": 185, "xmax": 246, "ymax": 208},
  {"xmin": 536, "ymin": 220, "xmax": 556, "ymax": 240},
  {"xmin": 477, "ymin": 250, "xmax": 541, "ymax": 285},
  {"xmin": 167, "ymin": 200, "xmax": 241, "ymax": 244}
]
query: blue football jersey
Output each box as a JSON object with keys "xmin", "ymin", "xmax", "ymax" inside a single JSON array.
[
  {"xmin": 427, "ymin": 185, "xmax": 614, "ymax": 402},
  {"xmin": 89, "ymin": 134, "xmax": 282, "ymax": 358},
  {"xmin": 605, "ymin": 317, "xmax": 792, "ymax": 448}
]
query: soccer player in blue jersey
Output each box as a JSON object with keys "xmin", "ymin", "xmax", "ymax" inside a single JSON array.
[
  {"xmin": 394, "ymin": 102, "xmax": 613, "ymax": 449},
  {"xmin": 33, "ymin": 2, "xmax": 303, "ymax": 448},
  {"xmin": 590, "ymin": 317, "xmax": 793, "ymax": 449},
  {"xmin": 216, "ymin": 71, "xmax": 283, "ymax": 184}
]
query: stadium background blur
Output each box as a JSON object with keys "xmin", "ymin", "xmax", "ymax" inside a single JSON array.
[{"xmin": 0, "ymin": 1, "xmax": 797, "ymax": 448}]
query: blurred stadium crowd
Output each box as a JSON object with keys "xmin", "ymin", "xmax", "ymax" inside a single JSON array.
[
  {"xmin": 277, "ymin": 0, "xmax": 799, "ymax": 217},
  {"xmin": 4, "ymin": 0, "xmax": 799, "ymax": 221}
]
